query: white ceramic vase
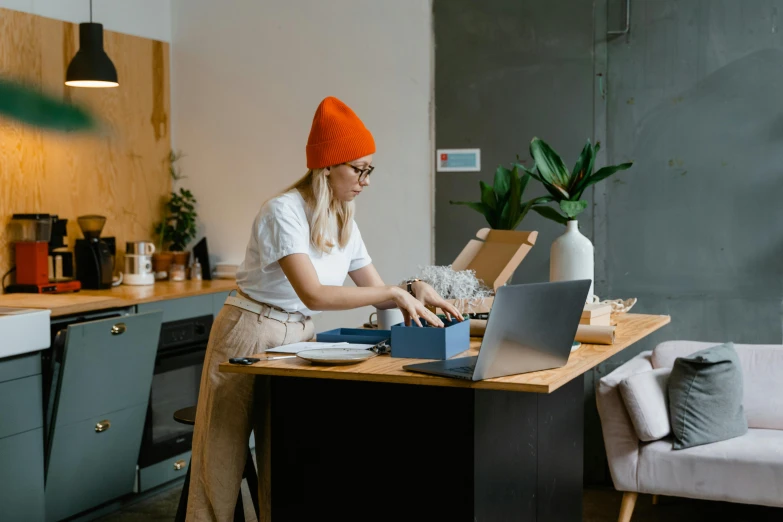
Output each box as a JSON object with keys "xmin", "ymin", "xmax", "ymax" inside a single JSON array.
[{"xmin": 550, "ymin": 220, "xmax": 594, "ymax": 302}]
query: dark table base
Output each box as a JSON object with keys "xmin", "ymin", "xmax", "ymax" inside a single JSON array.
[{"xmin": 267, "ymin": 375, "xmax": 583, "ymax": 522}]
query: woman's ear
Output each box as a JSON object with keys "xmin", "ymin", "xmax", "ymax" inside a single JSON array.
[{"xmin": 324, "ymin": 166, "xmax": 330, "ymax": 176}]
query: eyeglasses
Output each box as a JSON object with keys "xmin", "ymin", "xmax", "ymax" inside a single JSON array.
[{"xmin": 343, "ymin": 162, "xmax": 375, "ymax": 182}]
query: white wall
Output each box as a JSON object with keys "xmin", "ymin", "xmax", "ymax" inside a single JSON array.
[
  {"xmin": 0, "ymin": 0, "xmax": 171, "ymax": 41},
  {"xmin": 171, "ymin": 0, "xmax": 433, "ymax": 332}
]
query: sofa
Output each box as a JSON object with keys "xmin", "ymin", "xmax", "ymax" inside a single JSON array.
[{"xmin": 596, "ymin": 341, "xmax": 783, "ymax": 522}]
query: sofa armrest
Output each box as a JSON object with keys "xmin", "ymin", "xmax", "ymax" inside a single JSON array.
[{"xmin": 596, "ymin": 351, "xmax": 654, "ymax": 492}]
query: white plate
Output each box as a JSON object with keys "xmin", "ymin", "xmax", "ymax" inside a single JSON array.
[
  {"xmin": 296, "ymin": 348, "xmax": 377, "ymax": 365},
  {"xmin": 571, "ymin": 341, "xmax": 581, "ymax": 352}
]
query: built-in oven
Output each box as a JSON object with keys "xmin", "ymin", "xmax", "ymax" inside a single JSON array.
[{"xmin": 138, "ymin": 314, "xmax": 212, "ymax": 469}]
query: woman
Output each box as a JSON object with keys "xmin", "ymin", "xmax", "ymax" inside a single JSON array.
[{"xmin": 187, "ymin": 96, "xmax": 462, "ymax": 521}]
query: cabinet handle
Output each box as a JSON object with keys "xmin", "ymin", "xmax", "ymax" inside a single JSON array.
[
  {"xmin": 95, "ymin": 420, "xmax": 111, "ymax": 433},
  {"xmin": 111, "ymin": 323, "xmax": 126, "ymax": 335},
  {"xmin": 173, "ymin": 459, "xmax": 187, "ymax": 471}
]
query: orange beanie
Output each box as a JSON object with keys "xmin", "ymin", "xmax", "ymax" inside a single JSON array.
[{"xmin": 306, "ymin": 96, "xmax": 376, "ymax": 169}]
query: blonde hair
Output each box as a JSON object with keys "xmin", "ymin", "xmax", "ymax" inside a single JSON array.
[{"xmin": 284, "ymin": 168, "xmax": 354, "ymax": 254}]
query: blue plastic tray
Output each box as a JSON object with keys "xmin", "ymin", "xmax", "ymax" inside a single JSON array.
[{"xmin": 316, "ymin": 328, "xmax": 391, "ymax": 345}]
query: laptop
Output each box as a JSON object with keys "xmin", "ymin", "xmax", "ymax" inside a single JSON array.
[{"xmin": 402, "ymin": 280, "xmax": 591, "ymax": 381}]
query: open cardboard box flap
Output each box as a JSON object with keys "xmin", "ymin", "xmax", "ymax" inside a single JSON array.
[{"xmin": 443, "ymin": 228, "xmax": 538, "ymax": 314}]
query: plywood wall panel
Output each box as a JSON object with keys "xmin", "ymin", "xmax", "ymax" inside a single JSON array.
[{"xmin": 0, "ymin": 8, "xmax": 171, "ymax": 283}]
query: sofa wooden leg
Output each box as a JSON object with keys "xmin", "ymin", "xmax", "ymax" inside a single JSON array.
[
  {"xmin": 618, "ymin": 492, "xmax": 638, "ymax": 522},
  {"xmin": 652, "ymin": 494, "xmax": 659, "ymax": 505}
]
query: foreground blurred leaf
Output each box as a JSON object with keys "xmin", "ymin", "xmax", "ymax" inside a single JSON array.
[{"xmin": 0, "ymin": 78, "xmax": 96, "ymax": 132}]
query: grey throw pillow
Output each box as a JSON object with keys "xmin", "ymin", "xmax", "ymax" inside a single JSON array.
[{"xmin": 668, "ymin": 342, "xmax": 747, "ymax": 450}]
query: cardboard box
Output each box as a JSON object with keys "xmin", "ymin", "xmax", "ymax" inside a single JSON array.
[{"xmin": 438, "ymin": 228, "xmax": 538, "ymax": 315}]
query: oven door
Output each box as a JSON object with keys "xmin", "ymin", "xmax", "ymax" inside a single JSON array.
[{"xmin": 138, "ymin": 342, "xmax": 206, "ymax": 467}]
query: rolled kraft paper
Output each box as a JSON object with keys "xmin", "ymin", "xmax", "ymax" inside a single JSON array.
[
  {"xmin": 575, "ymin": 324, "xmax": 615, "ymax": 345},
  {"xmin": 470, "ymin": 319, "xmax": 487, "ymax": 337}
]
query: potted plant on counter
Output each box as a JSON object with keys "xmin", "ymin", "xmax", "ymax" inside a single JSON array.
[
  {"xmin": 522, "ymin": 137, "xmax": 633, "ymax": 300},
  {"xmin": 155, "ymin": 187, "xmax": 198, "ymax": 269},
  {"xmin": 152, "ymin": 150, "xmax": 197, "ymax": 280}
]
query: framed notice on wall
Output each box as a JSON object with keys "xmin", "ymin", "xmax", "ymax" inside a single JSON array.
[{"xmin": 436, "ymin": 148, "xmax": 481, "ymax": 172}]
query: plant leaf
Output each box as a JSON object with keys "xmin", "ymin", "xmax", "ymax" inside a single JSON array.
[
  {"xmin": 560, "ymin": 200, "xmax": 588, "ymax": 219},
  {"xmin": 479, "ymin": 181, "xmax": 497, "ymax": 211},
  {"xmin": 512, "ymin": 196, "xmax": 552, "ymax": 230},
  {"xmin": 524, "ymin": 165, "xmax": 567, "ymax": 201},
  {"xmin": 0, "ymin": 77, "xmax": 97, "ymax": 132},
  {"xmin": 498, "ymin": 167, "xmax": 522, "ymax": 229},
  {"xmin": 450, "ymin": 201, "xmax": 497, "ymax": 228},
  {"xmin": 531, "ymin": 205, "xmax": 569, "ymax": 225},
  {"xmin": 502, "ymin": 169, "xmax": 535, "ymax": 229},
  {"xmin": 569, "ymin": 140, "xmax": 594, "ymax": 193},
  {"xmin": 518, "ymin": 168, "xmax": 530, "ymax": 199},
  {"xmin": 530, "ymin": 137, "xmax": 571, "ymax": 195},
  {"xmin": 575, "ymin": 162, "xmax": 633, "ymax": 199},
  {"xmin": 504, "ymin": 165, "xmax": 523, "ymax": 229},
  {"xmin": 493, "ymin": 166, "xmax": 511, "ymax": 201}
]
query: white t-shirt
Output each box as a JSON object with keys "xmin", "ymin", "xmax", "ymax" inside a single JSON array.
[{"xmin": 236, "ymin": 189, "xmax": 372, "ymax": 316}]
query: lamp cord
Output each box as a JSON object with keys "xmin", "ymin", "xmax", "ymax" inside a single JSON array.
[{"xmin": 90, "ymin": 0, "xmax": 92, "ymax": 23}]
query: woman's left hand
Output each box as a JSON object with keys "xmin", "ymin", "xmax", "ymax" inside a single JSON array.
[{"xmin": 411, "ymin": 282, "xmax": 464, "ymax": 322}]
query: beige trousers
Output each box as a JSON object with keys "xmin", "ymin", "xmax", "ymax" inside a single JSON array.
[{"xmin": 186, "ymin": 303, "xmax": 315, "ymax": 522}]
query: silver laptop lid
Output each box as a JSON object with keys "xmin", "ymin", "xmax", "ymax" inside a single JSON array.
[{"xmin": 472, "ymin": 280, "xmax": 591, "ymax": 381}]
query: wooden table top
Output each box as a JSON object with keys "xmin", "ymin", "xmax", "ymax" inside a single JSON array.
[
  {"xmin": 0, "ymin": 279, "xmax": 237, "ymax": 317},
  {"xmin": 220, "ymin": 313, "xmax": 671, "ymax": 394}
]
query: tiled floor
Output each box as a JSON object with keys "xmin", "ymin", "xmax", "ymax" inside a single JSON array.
[{"xmin": 96, "ymin": 483, "xmax": 783, "ymax": 522}]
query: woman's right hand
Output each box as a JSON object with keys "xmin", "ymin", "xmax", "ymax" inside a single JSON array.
[{"xmin": 389, "ymin": 286, "xmax": 444, "ymax": 328}]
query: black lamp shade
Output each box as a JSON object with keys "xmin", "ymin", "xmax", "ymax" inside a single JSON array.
[{"xmin": 65, "ymin": 23, "xmax": 118, "ymax": 88}]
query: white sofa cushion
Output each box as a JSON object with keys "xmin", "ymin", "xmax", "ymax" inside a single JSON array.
[
  {"xmin": 619, "ymin": 368, "xmax": 671, "ymax": 442},
  {"xmin": 653, "ymin": 341, "xmax": 783, "ymax": 430},
  {"xmin": 596, "ymin": 351, "xmax": 653, "ymax": 492},
  {"xmin": 637, "ymin": 429, "xmax": 783, "ymax": 507}
]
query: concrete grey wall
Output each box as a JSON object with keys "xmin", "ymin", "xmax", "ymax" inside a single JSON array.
[
  {"xmin": 434, "ymin": 0, "xmax": 596, "ymax": 278},
  {"xmin": 435, "ymin": 0, "xmax": 783, "ymax": 486},
  {"xmin": 603, "ymin": 0, "xmax": 783, "ymax": 348},
  {"xmin": 589, "ymin": 0, "xmax": 783, "ymax": 483}
]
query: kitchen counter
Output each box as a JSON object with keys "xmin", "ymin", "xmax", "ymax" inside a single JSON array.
[{"xmin": 0, "ymin": 279, "xmax": 237, "ymax": 317}]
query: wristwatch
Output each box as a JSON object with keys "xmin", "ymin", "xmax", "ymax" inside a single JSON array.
[{"xmin": 405, "ymin": 278, "xmax": 421, "ymax": 297}]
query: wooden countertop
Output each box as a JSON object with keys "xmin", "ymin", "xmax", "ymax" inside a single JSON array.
[
  {"xmin": 0, "ymin": 279, "xmax": 237, "ymax": 317},
  {"xmin": 220, "ymin": 313, "xmax": 671, "ymax": 394}
]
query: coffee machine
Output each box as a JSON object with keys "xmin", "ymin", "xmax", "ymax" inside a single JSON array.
[
  {"xmin": 49, "ymin": 215, "xmax": 75, "ymax": 281},
  {"xmin": 7, "ymin": 214, "xmax": 81, "ymax": 294},
  {"xmin": 74, "ymin": 215, "xmax": 116, "ymax": 290}
]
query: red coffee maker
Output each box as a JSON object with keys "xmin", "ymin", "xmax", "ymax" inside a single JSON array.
[{"xmin": 8, "ymin": 214, "xmax": 81, "ymax": 293}]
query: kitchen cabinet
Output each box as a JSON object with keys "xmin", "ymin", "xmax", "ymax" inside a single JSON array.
[
  {"xmin": 138, "ymin": 449, "xmax": 191, "ymax": 492},
  {"xmin": 137, "ymin": 294, "xmax": 213, "ymax": 323},
  {"xmin": 45, "ymin": 311, "xmax": 162, "ymax": 522},
  {"xmin": 0, "ymin": 374, "xmax": 43, "ymax": 439},
  {"xmin": 46, "ymin": 405, "xmax": 148, "ymax": 521},
  {"xmin": 0, "ymin": 429, "xmax": 46, "ymax": 521},
  {"xmin": 0, "ymin": 353, "xmax": 45, "ymax": 522}
]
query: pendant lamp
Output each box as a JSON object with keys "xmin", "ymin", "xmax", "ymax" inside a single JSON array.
[{"xmin": 65, "ymin": 0, "xmax": 118, "ymax": 88}]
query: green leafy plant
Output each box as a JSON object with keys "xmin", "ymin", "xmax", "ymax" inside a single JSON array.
[
  {"xmin": 449, "ymin": 164, "xmax": 553, "ymax": 230},
  {"xmin": 0, "ymin": 77, "xmax": 96, "ymax": 132},
  {"xmin": 523, "ymin": 137, "xmax": 633, "ymax": 224},
  {"xmin": 169, "ymin": 150, "xmax": 186, "ymax": 180},
  {"xmin": 155, "ymin": 188, "xmax": 198, "ymax": 252}
]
